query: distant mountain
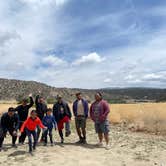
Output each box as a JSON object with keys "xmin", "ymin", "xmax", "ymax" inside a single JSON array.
[{"xmin": 0, "ymin": 78, "xmax": 166, "ymax": 103}]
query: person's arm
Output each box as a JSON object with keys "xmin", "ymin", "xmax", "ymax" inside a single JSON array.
[
  {"xmin": 20, "ymin": 119, "xmax": 28, "ymax": 133},
  {"xmin": 101, "ymin": 101, "xmax": 110, "ymax": 120},
  {"xmin": 90, "ymin": 104, "xmax": 95, "ymax": 121},
  {"xmin": 52, "ymin": 116, "xmax": 57, "ymax": 129},
  {"xmin": 72, "ymin": 101, "xmax": 77, "ymax": 117},
  {"xmin": 66, "ymin": 103, "xmax": 72, "ymax": 119},
  {"xmin": 37, "ymin": 118, "xmax": 46, "ymax": 129},
  {"xmin": 27, "ymin": 96, "xmax": 34, "ymax": 109},
  {"xmin": 84, "ymin": 100, "xmax": 89, "ymax": 118},
  {"xmin": 53, "ymin": 104, "xmax": 57, "ymax": 122},
  {"xmin": 35, "ymin": 95, "xmax": 40, "ymax": 108},
  {"xmin": 14, "ymin": 114, "xmax": 20, "ymax": 131},
  {"xmin": 1, "ymin": 114, "xmax": 7, "ymax": 132}
]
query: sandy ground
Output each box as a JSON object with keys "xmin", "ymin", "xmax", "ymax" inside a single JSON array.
[{"xmin": 0, "ymin": 120, "xmax": 166, "ymax": 166}]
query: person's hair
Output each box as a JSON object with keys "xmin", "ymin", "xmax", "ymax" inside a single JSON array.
[
  {"xmin": 30, "ymin": 110, "xmax": 36, "ymax": 114},
  {"xmin": 22, "ymin": 98, "xmax": 28, "ymax": 103},
  {"xmin": 96, "ymin": 92, "xmax": 103, "ymax": 99},
  {"xmin": 46, "ymin": 108, "xmax": 52, "ymax": 112},
  {"xmin": 76, "ymin": 92, "xmax": 81, "ymax": 96},
  {"xmin": 8, "ymin": 107, "xmax": 15, "ymax": 112}
]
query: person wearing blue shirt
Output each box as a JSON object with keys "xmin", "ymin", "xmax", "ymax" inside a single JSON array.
[{"xmin": 42, "ymin": 108, "xmax": 56, "ymax": 146}]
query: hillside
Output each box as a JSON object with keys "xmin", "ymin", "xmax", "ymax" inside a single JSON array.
[{"xmin": 0, "ymin": 78, "xmax": 166, "ymax": 103}]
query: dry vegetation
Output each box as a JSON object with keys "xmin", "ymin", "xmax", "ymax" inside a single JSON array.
[{"xmin": 1, "ymin": 102, "xmax": 166, "ymax": 134}]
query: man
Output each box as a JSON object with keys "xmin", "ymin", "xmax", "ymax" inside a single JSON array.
[
  {"xmin": 0, "ymin": 107, "xmax": 19, "ymax": 150},
  {"xmin": 90, "ymin": 92, "xmax": 110, "ymax": 150},
  {"xmin": 15, "ymin": 94, "xmax": 34, "ymax": 144},
  {"xmin": 35, "ymin": 94, "xmax": 47, "ymax": 142},
  {"xmin": 73, "ymin": 92, "xmax": 89, "ymax": 144},
  {"xmin": 53, "ymin": 95, "xmax": 72, "ymax": 143}
]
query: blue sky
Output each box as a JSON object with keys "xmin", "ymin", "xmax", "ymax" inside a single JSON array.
[{"xmin": 0, "ymin": 0, "xmax": 166, "ymax": 89}]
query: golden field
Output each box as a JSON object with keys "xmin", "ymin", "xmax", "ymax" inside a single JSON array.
[{"xmin": 0, "ymin": 102, "xmax": 166, "ymax": 134}]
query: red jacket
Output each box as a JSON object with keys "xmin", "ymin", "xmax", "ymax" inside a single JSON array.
[{"xmin": 20, "ymin": 117, "xmax": 45, "ymax": 132}]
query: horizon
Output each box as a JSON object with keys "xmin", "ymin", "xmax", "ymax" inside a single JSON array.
[{"xmin": 0, "ymin": 0, "xmax": 166, "ymax": 89}]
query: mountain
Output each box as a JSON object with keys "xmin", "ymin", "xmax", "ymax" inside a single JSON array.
[{"xmin": 0, "ymin": 78, "xmax": 166, "ymax": 103}]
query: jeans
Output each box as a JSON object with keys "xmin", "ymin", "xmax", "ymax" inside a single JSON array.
[
  {"xmin": 25, "ymin": 128, "xmax": 37, "ymax": 152},
  {"xmin": 36, "ymin": 126, "xmax": 44, "ymax": 142},
  {"xmin": 58, "ymin": 122, "xmax": 70, "ymax": 139},
  {"xmin": 19, "ymin": 122, "xmax": 26, "ymax": 143},
  {"xmin": 0, "ymin": 128, "xmax": 17, "ymax": 148},
  {"xmin": 43, "ymin": 128, "xmax": 53, "ymax": 144}
]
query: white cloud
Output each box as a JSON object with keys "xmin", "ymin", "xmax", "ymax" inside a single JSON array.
[
  {"xmin": 72, "ymin": 52, "xmax": 105, "ymax": 66},
  {"xmin": 104, "ymin": 78, "xmax": 111, "ymax": 83},
  {"xmin": 42, "ymin": 55, "xmax": 67, "ymax": 67}
]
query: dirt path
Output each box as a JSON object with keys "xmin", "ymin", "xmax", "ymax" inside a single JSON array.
[{"xmin": 0, "ymin": 121, "xmax": 166, "ymax": 166}]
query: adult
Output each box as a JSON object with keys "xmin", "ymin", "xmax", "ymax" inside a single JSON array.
[
  {"xmin": 35, "ymin": 94, "xmax": 47, "ymax": 142},
  {"xmin": 15, "ymin": 94, "xmax": 34, "ymax": 144},
  {"xmin": 73, "ymin": 92, "xmax": 89, "ymax": 144},
  {"xmin": 0, "ymin": 107, "xmax": 19, "ymax": 149},
  {"xmin": 53, "ymin": 95, "xmax": 72, "ymax": 143},
  {"xmin": 90, "ymin": 92, "xmax": 110, "ymax": 150}
]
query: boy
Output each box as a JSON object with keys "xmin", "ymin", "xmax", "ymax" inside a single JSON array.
[
  {"xmin": 20, "ymin": 110, "xmax": 46, "ymax": 153},
  {"xmin": 42, "ymin": 108, "xmax": 56, "ymax": 146}
]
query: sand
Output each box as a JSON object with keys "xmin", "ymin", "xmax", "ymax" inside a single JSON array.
[{"xmin": 0, "ymin": 120, "xmax": 166, "ymax": 166}]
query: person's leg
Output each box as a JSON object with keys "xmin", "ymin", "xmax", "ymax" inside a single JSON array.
[
  {"xmin": 49, "ymin": 129, "xmax": 53, "ymax": 144},
  {"xmin": 65, "ymin": 122, "xmax": 71, "ymax": 137},
  {"xmin": 75, "ymin": 118, "xmax": 82, "ymax": 142},
  {"xmin": 9, "ymin": 129, "xmax": 17, "ymax": 146},
  {"xmin": 26, "ymin": 129, "xmax": 33, "ymax": 152},
  {"xmin": 81, "ymin": 118, "xmax": 87, "ymax": 143},
  {"xmin": 0, "ymin": 132, "xmax": 5, "ymax": 149},
  {"xmin": 36, "ymin": 126, "xmax": 41, "ymax": 142},
  {"xmin": 32, "ymin": 130, "xmax": 37, "ymax": 150},
  {"xmin": 103, "ymin": 120, "xmax": 110, "ymax": 149},
  {"xmin": 104, "ymin": 133, "xmax": 109, "ymax": 145},
  {"xmin": 58, "ymin": 130, "xmax": 64, "ymax": 143},
  {"xmin": 43, "ymin": 129, "xmax": 48, "ymax": 145},
  {"xmin": 98, "ymin": 133, "xmax": 103, "ymax": 143}
]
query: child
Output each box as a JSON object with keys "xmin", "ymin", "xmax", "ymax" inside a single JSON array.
[
  {"xmin": 42, "ymin": 108, "xmax": 56, "ymax": 146},
  {"xmin": 20, "ymin": 110, "xmax": 46, "ymax": 153}
]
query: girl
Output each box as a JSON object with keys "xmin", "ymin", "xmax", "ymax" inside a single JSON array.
[{"xmin": 20, "ymin": 110, "xmax": 46, "ymax": 153}]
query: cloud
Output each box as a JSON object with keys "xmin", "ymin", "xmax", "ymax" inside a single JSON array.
[
  {"xmin": 41, "ymin": 55, "xmax": 67, "ymax": 67},
  {"xmin": 104, "ymin": 78, "xmax": 111, "ymax": 83},
  {"xmin": 72, "ymin": 52, "xmax": 105, "ymax": 66}
]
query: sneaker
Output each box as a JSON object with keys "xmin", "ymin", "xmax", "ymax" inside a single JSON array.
[
  {"xmin": 12, "ymin": 144, "xmax": 17, "ymax": 148},
  {"xmin": 65, "ymin": 131, "xmax": 71, "ymax": 137},
  {"xmin": 82, "ymin": 139, "xmax": 87, "ymax": 144},
  {"xmin": 96, "ymin": 142, "xmax": 104, "ymax": 147},
  {"xmin": 105, "ymin": 144, "xmax": 110, "ymax": 150},
  {"xmin": 61, "ymin": 139, "xmax": 64, "ymax": 144},
  {"xmin": 75, "ymin": 139, "xmax": 83, "ymax": 144},
  {"xmin": 43, "ymin": 143, "xmax": 47, "ymax": 146}
]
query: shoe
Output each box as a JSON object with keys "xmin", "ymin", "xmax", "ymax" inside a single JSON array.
[
  {"xmin": 82, "ymin": 139, "xmax": 87, "ymax": 144},
  {"xmin": 75, "ymin": 139, "xmax": 83, "ymax": 144},
  {"xmin": 65, "ymin": 131, "xmax": 71, "ymax": 137},
  {"xmin": 61, "ymin": 139, "xmax": 64, "ymax": 144},
  {"xmin": 105, "ymin": 144, "xmax": 110, "ymax": 150},
  {"xmin": 51, "ymin": 143, "xmax": 54, "ymax": 146},
  {"xmin": 33, "ymin": 146, "xmax": 36, "ymax": 151},
  {"xmin": 12, "ymin": 144, "xmax": 17, "ymax": 148},
  {"xmin": 96, "ymin": 142, "xmax": 104, "ymax": 147}
]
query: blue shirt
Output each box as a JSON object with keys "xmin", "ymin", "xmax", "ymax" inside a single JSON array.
[{"xmin": 42, "ymin": 115, "xmax": 56, "ymax": 130}]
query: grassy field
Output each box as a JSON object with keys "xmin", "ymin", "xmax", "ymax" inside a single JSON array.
[{"xmin": 0, "ymin": 102, "xmax": 166, "ymax": 134}]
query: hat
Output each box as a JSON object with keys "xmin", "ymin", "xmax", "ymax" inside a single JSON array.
[{"xmin": 8, "ymin": 107, "xmax": 15, "ymax": 112}]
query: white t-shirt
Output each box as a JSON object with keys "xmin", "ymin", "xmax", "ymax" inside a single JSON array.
[{"xmin": 77, "ymin": 100, "xmax": 84, "ymax": 116}]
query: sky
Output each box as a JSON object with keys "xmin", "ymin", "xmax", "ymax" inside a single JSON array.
[{"xmin": 0, "ymin": 0, "xmax": 166, "ymax": 89}]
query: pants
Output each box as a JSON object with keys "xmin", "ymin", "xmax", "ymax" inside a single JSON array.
[
  {"xmin": 0, "ymin": 128, "xmax": 17, "ymax": 148},
  {"xmin": 36, "ymin": 126, "xmax": 44, "ymax": 142},
  {"xmin": 25, "ymin": 128, "xmax": 37, "ymax": 152},
  {"xmin": 19, "ymin": 122, "xmax": 26, "ymax": 143},
  {"xmin": 58, "ymin": 120, "xmax": 70, "ymax": 139},
  {"xmin": 43, "ymin": 129, "xmax": 53, "ymax": 144}
]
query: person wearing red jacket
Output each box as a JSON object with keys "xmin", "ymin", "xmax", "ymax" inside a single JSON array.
[{"xmin": 20, "ymin": 110, "xmax": 46, "ymax": 153}]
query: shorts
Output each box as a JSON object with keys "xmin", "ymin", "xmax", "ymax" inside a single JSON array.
[
  {"xmin": 95, "ymin": 120, "xmax": 110, "ymax": 134},
  {"xmin": 75, "ymin": 116, "xmax": 86, "ymax": 129}
]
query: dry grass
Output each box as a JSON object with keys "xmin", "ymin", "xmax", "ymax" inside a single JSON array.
[
  {"xmin": 110, "ymin": 103, "xmax": 166, "ymax": 134},
  {"xmin": 1, "ymin": 102, "xmax": 166, "ymax": 134}
]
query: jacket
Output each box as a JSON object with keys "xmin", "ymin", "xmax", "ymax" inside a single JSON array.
[
  {"xmin": 90, "ymin": 100, "xmax": 110, "ymax": 122},
  {"xmin": 35, "ymin": 95, "xmax": 47, "ymax": 120},
  {"xmin": 73, "ymin": 99, "xmax": 89, "ymax": 118},
  {"xmin": 53, "ymin": 101, "xmax": 72, "ymax": 123},
  {"xmin": 15, "ymin": 97, "xmax": 34, "ymax": 122},
  {"xmin": 0, "ymin": 112, "xmax": 19, "ymax": 132},
  {"xmin": 42, "ymin": 115, "xmax": 56, "ymax": 130},
  {"xmin": 20, "ymin": 117, "xmax": 45, "ymax": 132}
]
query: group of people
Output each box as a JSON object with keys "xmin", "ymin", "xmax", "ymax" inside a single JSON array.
[{"xmin": 0, "ymin": 92, "xmax": 110, "ymax": 153}]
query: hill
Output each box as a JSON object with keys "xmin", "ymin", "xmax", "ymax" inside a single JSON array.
[{"xmin": 0, "ymin": 78, "xmax": 166, "ymax": 103}]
